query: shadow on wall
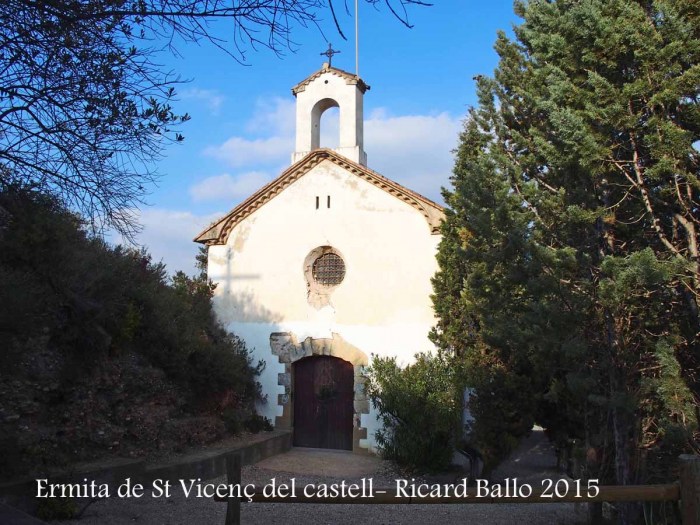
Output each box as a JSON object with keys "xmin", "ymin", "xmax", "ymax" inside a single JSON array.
[
  {"xmin": 211, "ymin": 246, "xmax": 285, "ymax": 325},
  {"xmin": 215, "ymin": 286, "xmax": 285, "ymax": 325}
]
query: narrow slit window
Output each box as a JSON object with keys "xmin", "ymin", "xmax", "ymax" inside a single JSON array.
[
  {"xmin": 315, "ymin": 196, "xmax": 319, "ymax": 209},
  {"xmin": 327, "ymin": 195, "xmax": 331, "ymax": 209}
]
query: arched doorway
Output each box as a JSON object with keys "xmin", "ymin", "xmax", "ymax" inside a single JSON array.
[{"xmin": 293, "ymin": 355, "xmax": 354, "ymax": 450}]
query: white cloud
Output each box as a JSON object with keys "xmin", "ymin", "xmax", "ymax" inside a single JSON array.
[
  {"xmin": 245, "ymin": 97, "xmax": 296, "ymax": 136},
  {"xmin": 180, "ymin": 88, "xmax": 225, "ymax": 115},
  {"xmin": 116, "ymin": 208, "xmax": 222, "ymax": 276},
  {"xmin": 203, "ymin": 97, "xmax": 296, "ymax": 168},
  {"xmin": 203, "ymin": 136, "xmax": 293, "ymax": 167},
  {"xmin": 365, "ymin": 111, "xmax": 461, "ymax": 203},
  {"xmin": 189, "ymin": 171, "xmax": 273, "ymax": 203}
]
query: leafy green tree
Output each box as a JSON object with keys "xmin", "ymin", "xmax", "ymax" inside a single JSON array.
[
  {"xmin": 365, "ymin": 352, "xmax": 460, "ymax": 472},
  {"xmin": 0, "ymin": 183, "xmax": 273, "ymax": 477},
  {"xmin": 0, "ymin": 182, "xmax": 262, "ymax": 404},
  {"xmin": 433, "ymin": 2, "xmax": 699, "ymax": 523}
]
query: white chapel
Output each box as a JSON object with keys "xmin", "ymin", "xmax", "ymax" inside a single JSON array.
[{"xmin": 195, "ymin": 61, "xmax": 444, "ymax": 453}]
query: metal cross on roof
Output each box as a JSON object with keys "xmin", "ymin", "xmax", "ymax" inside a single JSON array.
[{"xmin": 320, "ymin": 43, "xmax": 340, "ymax": 66}]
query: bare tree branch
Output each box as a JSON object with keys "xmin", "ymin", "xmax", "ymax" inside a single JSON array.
[{"xmin": 0, "ymin": 0, "xmax": 431, "ymax": 236}]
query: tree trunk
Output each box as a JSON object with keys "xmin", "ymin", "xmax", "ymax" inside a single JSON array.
[
  {"xmin": 612, "ymin": 406, "xmax": 640, "ymax": 525},
  {"xmin": 605, "ymin": 307, "xmax": 640, "ymax": 525}
]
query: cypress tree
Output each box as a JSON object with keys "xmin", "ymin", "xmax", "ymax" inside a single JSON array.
[{"xmin": 433, "ymin": 2, "xmax": 699, "ymax": 522}]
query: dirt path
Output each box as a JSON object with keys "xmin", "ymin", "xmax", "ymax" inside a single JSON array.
[
  {"xmin": 52, "ymin": 429, "xmax": 587, "ymax": 525},
  {"xmin": 491, "ymin": 427, "xmax": 566, "ymax": 482}
]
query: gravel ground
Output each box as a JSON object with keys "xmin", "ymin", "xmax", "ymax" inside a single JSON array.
[{"xmin": 51, "ymin": 430, "xmax": 588, "ymax": 525}]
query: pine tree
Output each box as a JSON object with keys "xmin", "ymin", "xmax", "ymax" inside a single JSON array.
[{"xmin": 433, "ymin": 2, "xmax": 699, "ymax": 522}]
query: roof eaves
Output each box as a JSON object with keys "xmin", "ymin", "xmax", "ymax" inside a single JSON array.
[{"xmin": 193, "ymin": 149, "xmax": 444, "ymax": 245}]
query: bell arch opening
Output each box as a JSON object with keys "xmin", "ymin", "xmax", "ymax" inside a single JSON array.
[
  {"xmin": 311, "ymin": 97, "xmax": 340, "ymax": 150},
  {"xmin": 319, "ymin": 106, "xmax": 340, "ymax": 149}
]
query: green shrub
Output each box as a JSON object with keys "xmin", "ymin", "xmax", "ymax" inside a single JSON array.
[
  {"xmin": 365, "ymin": 352, "xmax": 460, "ymax": 472},
  {"xmin": 244, "ymin": 414, "xmax": 274, "ymax": 433},
  {"xmin": 222, "ymin": 407, "xmax": 245, "ymax": 434},
  {"xmin": 0, "ymin": 184, "xmax": 264, "ymax": 425}
]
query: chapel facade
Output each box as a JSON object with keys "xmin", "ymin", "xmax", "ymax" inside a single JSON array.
[{"xmin": 194, "ymin": 62, "xmax": 444, "ymax": 453}]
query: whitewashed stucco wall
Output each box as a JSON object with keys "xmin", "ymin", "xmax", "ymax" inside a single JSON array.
[{"xmin": 207, "ymin": 159, "xmax": 440, "ymax": 451}]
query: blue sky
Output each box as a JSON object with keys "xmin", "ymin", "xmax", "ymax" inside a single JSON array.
[{"xmin": 128, "ymin": 1, "xmax": 520, "ymax": 275}]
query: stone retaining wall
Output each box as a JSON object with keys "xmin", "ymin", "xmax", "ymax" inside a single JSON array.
[{"xmin": 0, "ymin": 430, "xmax": 292, "ymax": 516}]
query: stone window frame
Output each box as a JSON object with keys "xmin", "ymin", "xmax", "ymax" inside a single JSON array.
[{"xmin": 303, "ymin": 246, "xmax": 346, "ymax": 309}]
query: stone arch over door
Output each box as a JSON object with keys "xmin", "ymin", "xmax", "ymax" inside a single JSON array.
[{"xmin": 270, "ymin": 332, "xmax": 370, "ymax": 453}]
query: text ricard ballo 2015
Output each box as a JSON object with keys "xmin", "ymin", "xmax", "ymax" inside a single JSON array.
[{"xmin": 36, "ymin": 477, "xmax": 601, "ymax": 501}]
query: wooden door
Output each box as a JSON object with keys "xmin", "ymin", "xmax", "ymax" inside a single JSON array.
[{"xmin": 293, "ymin": 356, "xmax": 354, "ymax": 450}]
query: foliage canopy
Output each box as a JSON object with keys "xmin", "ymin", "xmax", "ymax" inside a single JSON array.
[
  {"xmin": 0, "ymin": 183, "xmax": 263, "ymax": 404},
  {"xmin": 432, "ymin": 2, "xmax": 698, "ymax": 522},
  {"xmin": 365, "ymin": 352, "xmax": 460, "ymax": 472}
]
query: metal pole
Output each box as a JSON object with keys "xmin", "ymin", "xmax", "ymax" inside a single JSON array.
[{"xmin": 355, "ymin": 0, "xmax": 359, "ymax": 76}]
